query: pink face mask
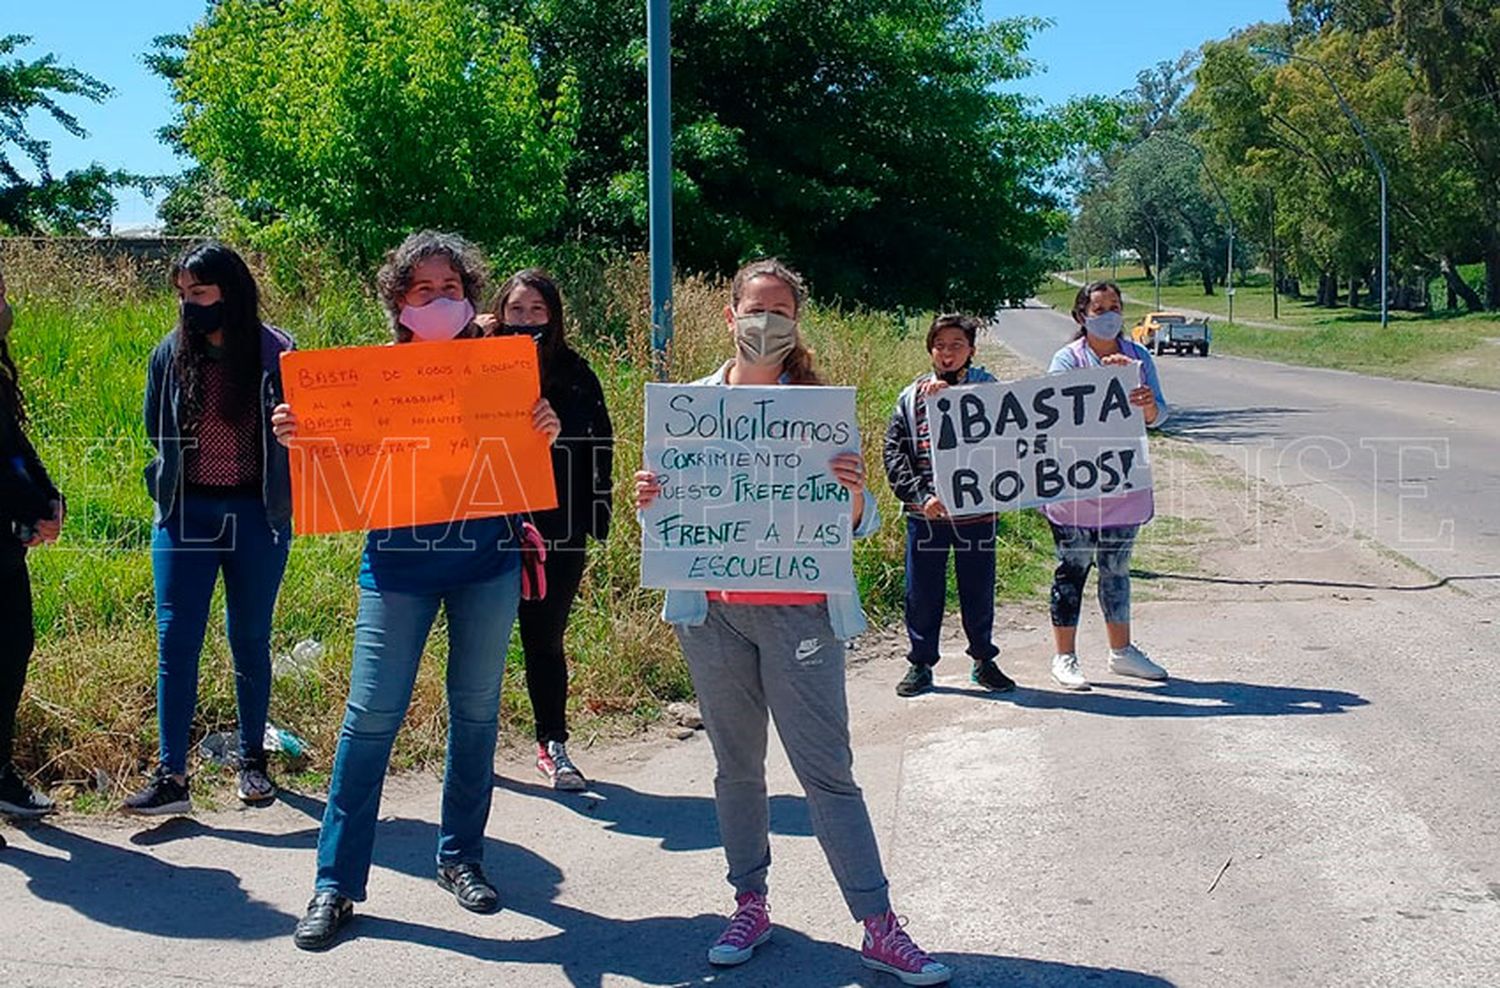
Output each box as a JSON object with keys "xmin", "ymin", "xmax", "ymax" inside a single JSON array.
[{"xmin": 399, "ymin": 297, "xmax": 475, "ymax": 341}]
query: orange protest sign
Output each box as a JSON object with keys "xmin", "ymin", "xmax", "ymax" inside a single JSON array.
[{"xmin": 280, "ymin": 335, "xmax": 557, "ymax": 535}]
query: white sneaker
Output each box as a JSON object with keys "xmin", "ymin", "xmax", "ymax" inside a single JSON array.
[
  {"xmin": 1108, "ymin": 644, "xmax": 1168, "ymax": 681},
  {"xmin": 1050, "ymin": 652, "xmax": 1090, "ymax": 691}
]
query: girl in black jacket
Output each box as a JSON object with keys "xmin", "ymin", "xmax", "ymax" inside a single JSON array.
[
  {"xmin": 485, "ymin": 269, "xmax": 613, "ymax": 789},
  {"xmin": 0, "ymin": 267, "xmax": 63, "ymax": 818}
]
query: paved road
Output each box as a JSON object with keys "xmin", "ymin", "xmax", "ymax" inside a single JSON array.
[
  {"xmin": 3, "ymin": 309, "xmax": 1498, "ymax": 987},
  {"xmin": 992, "ymin": 302, "xmax": 1500, "ymax": 599}
]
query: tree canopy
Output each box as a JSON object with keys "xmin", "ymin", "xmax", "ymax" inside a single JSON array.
[
  {"xmin": 0, "ymin": 34, "xmax": 131, "ymax": 234},
  {"xmin": 162, "ymin": 0, "xmax": 1118, "ymax": 310}
]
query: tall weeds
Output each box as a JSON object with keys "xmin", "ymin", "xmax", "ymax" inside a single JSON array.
[{"xmin": 1, "ymin": 239, "xmax": 1048, "ymax": 803}]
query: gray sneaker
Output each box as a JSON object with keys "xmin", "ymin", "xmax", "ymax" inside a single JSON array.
[
  {"xmin": 539, "ymin": 741, "xmax": 586, "ymax": 791},
  {"xmin": 237, "ymin": 756, "xmax": 276, "ymax": 804},
  {"xmin": 1108, "ymin": 644, "xmax": 1168, "ymax": 681}
]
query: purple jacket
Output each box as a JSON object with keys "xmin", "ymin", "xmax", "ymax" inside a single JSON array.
[{"xmin": 1041, "ymin": 337, "xmax": 1170, "ymax": 529}]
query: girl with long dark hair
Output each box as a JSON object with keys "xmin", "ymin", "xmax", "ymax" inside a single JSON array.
[
  {"xmin": 126, "ymin": 242, "xmax": 295, "ymax": 814},
  {"xmin": 485, "ymin": 268, "xmax": 613, "ymax": 790},
  {"xmin": 0, "ymin": 266, "xmax": 64, "ymax": 818}
]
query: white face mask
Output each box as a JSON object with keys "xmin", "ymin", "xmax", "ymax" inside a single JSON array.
[
  {"xmin": 399, "ymin": 296, "xmax": 475, "ymax": 341},
  {"xmin": 734, "ymin": 311, "xmax": 799, "ymax": 367},
  {"xmin": 1084, "ymin": 310, "xmax": 1123, "ymax": 341}
]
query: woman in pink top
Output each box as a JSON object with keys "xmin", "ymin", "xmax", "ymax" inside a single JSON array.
[{"xmin": 1044, "ymin": 281, "xmax": 1171, "ymax": 691}]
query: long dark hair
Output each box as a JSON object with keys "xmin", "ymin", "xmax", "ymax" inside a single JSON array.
[
  {"xmin": 730, "ymin": 258, "xmax": 823, "ymax": 385},
  {"xmin": 170, "ymin": 242, "xmax": 264, "ymax": 432},
  {"xmin": 375, "ymin": 231, "xmax": 488, "ymax": 343},
  {"xmin": 0, "ymin": 340, "xmax": 25, "ymax": 427},
  {"xmin": 490, "ymin": 267, "xmax": 569, "ymax": 387},
  {"xmin": 1070, "ymin": 280, "xmax": 1123, "ymax": 340}
]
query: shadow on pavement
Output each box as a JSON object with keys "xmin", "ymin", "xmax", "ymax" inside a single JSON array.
[
  {"xmin": 930, "ymin": 676, "xmax": 1367, "ymax": 718},
  {"xmin": 493, "ymin": 776, "xmax": 813, "ymax": 850},
  {"xmin": 0, "ymin": 822, "xmax": 293, "ymax": 939},
  {"xmin": 1025, "ymin": 676, "xmax": 1368, "ymax": 718},
  {"xmin": 1134, "ymin": 568, "xmax": 1500, "ymax": 594},
  {"xmin": 1161, "ymin": 405, "xmax": 1312, "ymax": 443}
]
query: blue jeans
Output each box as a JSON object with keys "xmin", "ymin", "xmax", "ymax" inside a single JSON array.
[
  {"xmin": 151, "ymin": 494, "xmax": 289, "ymax": 775},
  {"xmin": 314, "ymin": 566, "xmax": 520, "ymax": 900},
  {"xmin": 903, "ymin": 515, "xmax": 999, "ymax": 666},
  {"xmin": 1049, "ymin": 523, "xmax": 1139, "ymax": 627}
]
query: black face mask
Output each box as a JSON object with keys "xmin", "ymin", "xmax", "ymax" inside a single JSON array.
[
  {"xmin": 181, "ymin": 300, "xmax": 225, "ymax": 337},
  {"xmin": 498, "ymin": 321, "xmax": 557, "ymax": 344},
  {"xmin": 937, "ymin": 368, "xmax": 964, "ymax": 385}
]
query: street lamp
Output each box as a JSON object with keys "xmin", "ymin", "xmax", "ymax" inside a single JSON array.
[{"xmin": 1252, "ymin": 45, "xmax": 1389, "ymax": 328}]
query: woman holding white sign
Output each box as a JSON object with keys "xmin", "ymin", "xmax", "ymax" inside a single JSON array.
[
  {"xmin": 272, "ymin": 231, "xmax": 561, "ymax": 951},
  {"xmin": 634, "ymin": 259, "xmax": 951, "ymax": 986},
  {"xmin": 1045, "ymin": 281, "xmax": 1170, "ymax": 691}
]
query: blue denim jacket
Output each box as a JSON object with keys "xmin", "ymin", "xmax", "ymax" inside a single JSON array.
[
  {"xmin": 658, "ymin": 362, "xmax": 881, "ymax": 640},
  {"xmin": 143, "ymin": 325, "xmax": 295, "ymax": 534}
]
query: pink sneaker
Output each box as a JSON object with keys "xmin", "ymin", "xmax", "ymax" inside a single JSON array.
[
  {"xmin": 861, "ymin": 911, "xmax": 952, "ymax": 985},
  {"xmin": 707, "ymin": 891, "xmax": 771, "ymax": 966}
]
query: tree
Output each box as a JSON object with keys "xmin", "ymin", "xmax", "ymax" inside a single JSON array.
[
  {"xmin": 0, "ymin": 34, "xmax": 130, "ymax": 233},
  {"xmin": 489, "ymin": 0, "xmax": 1118, "ymax": 309},
  {"xmin": 168, "ymin": 0, "xmax": 578, "ymax": 265}
]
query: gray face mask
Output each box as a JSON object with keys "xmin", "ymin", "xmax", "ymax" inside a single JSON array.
[
  {"xmin": 1084, "ymin": 310, "xmax": 1123, "ymax": 341},
  {"xmin": 734, "ymin": 311, "xmax": 800, "ymax": 367}
]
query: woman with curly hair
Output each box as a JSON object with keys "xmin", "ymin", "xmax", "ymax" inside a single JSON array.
[{"xmin": 274, "ymin": 231, "xmax": 560, "ymax": 951}]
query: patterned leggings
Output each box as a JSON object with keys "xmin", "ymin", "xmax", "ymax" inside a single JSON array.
[{"xmin": 1048, "ymin": 523, "xmax": 1139, "ymax": 627}]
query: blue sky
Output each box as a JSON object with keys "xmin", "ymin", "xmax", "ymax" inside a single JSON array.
[{"xmin": 8, "ymin": 0, "xmax": 1289, "ymax": 228}]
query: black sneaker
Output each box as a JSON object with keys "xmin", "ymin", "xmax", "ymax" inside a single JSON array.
[
  {"xmin": 122, "ymin": 766, "xmax": 192, "ymax": 816},
  {"xmin": 895, "ymin": 663, "xmax": 934, "ymax": 697},
  {"xmin": 0, "ymin": 764, "xmax": 56, "ymax": 818},
  {"xmin": 971, "ymin": 658, "xmax": 1016, "ymax": 692},
  {"xmin": 293, "ymin": 890, "xmax": 354, "ymax": 950}
]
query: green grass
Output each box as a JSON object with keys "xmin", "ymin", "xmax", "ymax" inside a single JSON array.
[
  {"xmin": 3, "ymin": 245, "xmax": 1054, "ymax": 805},
  {"xmin": 1041, "ymin": 268, "xmax": 1500, "ymax": 390}
]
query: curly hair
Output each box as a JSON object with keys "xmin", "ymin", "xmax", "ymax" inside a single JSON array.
[
  {"xmin": 376, "ymin": 231, "xmax": 489, "ymax": 342},
  {"xmin": 729, "ymin": 258, "xmax": 822, "ymax": 385}
]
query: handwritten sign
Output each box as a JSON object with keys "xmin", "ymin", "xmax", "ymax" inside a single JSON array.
[
  {"xmin": 925, "ymin": 365, "xmax": 1153, "ymax": 517},
  {"xmin": 640, "ymin": 384, "xmax": 859, "ymax": 592},
  {"xmin": 281, "ymin": 335, "xmax": 557, "ymax": 534}
]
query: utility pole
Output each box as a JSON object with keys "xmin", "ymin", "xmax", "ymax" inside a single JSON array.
[{"xmin": 647, "ymin": 0, "xmax": 673, "ymax": 377}]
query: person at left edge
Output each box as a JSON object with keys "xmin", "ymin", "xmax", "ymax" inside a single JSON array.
[
  {"xmin": 0, "ymin": 264, "xmax": 65, "ymax": 819},
  {"xmin": 126, "ymin": 243, "xmax": 294, "ymax": 816},
  {"xmin": 276, "ymin": 231, "xmax": 561, "ymax": 951}
]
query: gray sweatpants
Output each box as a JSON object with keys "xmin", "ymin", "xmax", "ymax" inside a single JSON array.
[{"xmin": 675, "ymin": 601, "xmax": 892, "ymax": 920}]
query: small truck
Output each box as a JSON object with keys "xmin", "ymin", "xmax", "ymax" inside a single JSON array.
[{"xmin": 1130, "ymin": 311, "xmax": 1211, "ymax": 356}]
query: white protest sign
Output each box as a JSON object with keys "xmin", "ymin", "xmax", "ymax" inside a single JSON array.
[
  {"xmin": 925, "ymin": 365, "xmax": 1152, "ymax": 517},
  {"xmin": 640, "ymin": 384, "xmax": 860, "ymax": 592}
]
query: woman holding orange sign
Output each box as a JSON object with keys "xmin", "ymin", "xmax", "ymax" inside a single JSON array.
[{"xmin": 272, "ymin": 231, "xmax": 559, "ymax": 951}]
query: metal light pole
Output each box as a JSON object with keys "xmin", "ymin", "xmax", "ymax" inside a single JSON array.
[
  {"xmin": 647, "ymin": 0, "xmax": 673, "ymax": 377},
  {"xmin": 1254, "ymin": 45, "xmax": 1388, "ymax": 327}
]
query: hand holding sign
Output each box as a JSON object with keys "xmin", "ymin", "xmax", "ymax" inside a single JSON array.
[
  {"xmin": 639, "ymin": 384, "xmax": 861, "ymax": 592},
  {"xmin": 925, "ymin": 365, "xmax": 1153, "ymax": 517},
  {"xmin": 279, "ymin": 335, "xmax": 558, "ymax": 534}
]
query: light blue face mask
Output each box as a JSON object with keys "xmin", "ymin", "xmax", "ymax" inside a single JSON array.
[{"xmin": 1084, "ymin": 310, "xmax": 1123, "ymax": 341}]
